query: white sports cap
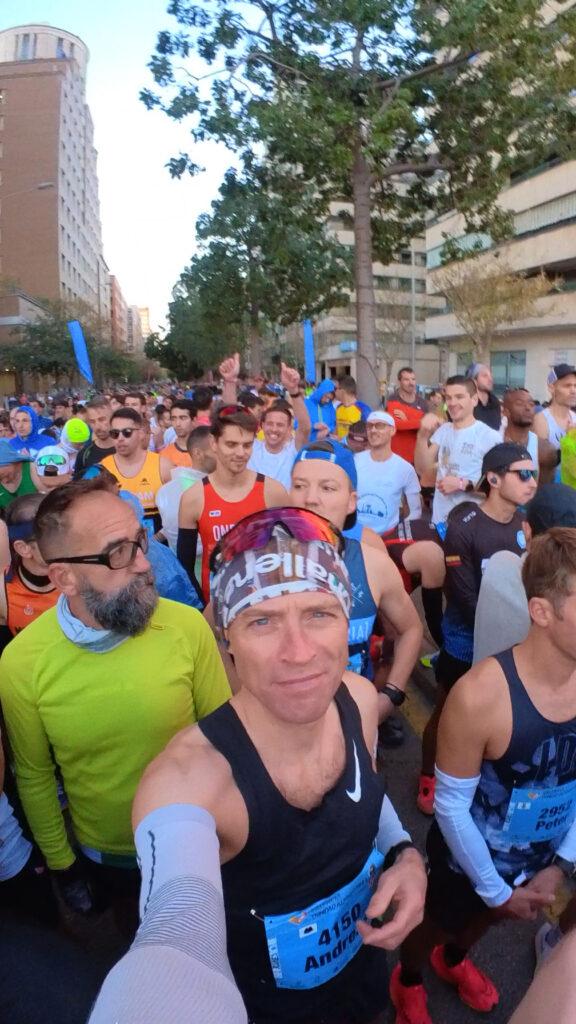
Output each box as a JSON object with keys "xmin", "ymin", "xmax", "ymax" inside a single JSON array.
[{"xmin": 367, "ymin": 411, "xmax": 395, "ymax": 427}]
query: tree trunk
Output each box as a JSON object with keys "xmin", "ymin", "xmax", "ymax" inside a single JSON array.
[
  {"xmin": 352, "ymin": 141, "xmax": 379, "ymax": 408},
  {"xmin": 248, "ymin": 310, "xmax": 262, "ymax": 375}
]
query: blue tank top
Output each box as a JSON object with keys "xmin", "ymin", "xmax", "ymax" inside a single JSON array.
[
  {"xmin": 470, "ymin": 647, "xmax": 576, "ymax": 883},
  {"xmin": 198, "ymin": 684, "xmax": 388, "ymax": 1023},
  {"xmin": 343, "ymin": 537, "xmax": 378, "ymax": 676}
]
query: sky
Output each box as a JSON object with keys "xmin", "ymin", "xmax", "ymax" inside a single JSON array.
[{"xmin": 1, "ymin": 0, "xmax": 234, "ymax": 331}]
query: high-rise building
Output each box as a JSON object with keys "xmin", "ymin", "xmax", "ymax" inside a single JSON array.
[
  {"xmin": 138, "ymin": 306, "xmax": 152, "ymax": 342},
  {"xmin": 127, "ymin": 305, "xmax": 143, "ymax": 354},
  {"xmin": 0, "ymin": 25, "xmax": 108, "ymax": 320},
  {"xmin": 109, "ymin": 275, "xmax": 128, "ymax": 352}
]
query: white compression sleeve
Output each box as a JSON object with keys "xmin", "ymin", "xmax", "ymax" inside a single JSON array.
[
  {"xmin": 376, "ymin": 794, "xmax": 412, "ymax": 857},
  {"xmin": 88, "ymin": 803, "xmax": 247, "ymax": 1024},
  {"xmin": 556, "ymin": 811, "xmax": 576, "ymax": 862},
  {"xmin": 435, "ymin": 767, "xmax": 513, "ymax": 908}
]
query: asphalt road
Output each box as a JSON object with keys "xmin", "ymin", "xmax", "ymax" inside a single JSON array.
[{"xmin": 382, "ymin": 683, "xmax": 540, "ymax": 1024}]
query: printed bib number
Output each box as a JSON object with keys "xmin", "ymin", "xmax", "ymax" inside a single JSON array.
[
  {"xmin": 502, "ymin": 778, "xmax": 576, "ymax": 843},
  {"xmin": 264, "ymin": 846, "xmax": 383, "ymax": 990}
]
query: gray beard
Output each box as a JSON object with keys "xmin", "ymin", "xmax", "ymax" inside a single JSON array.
[{"xmin": 80, "ymin": 571, "xmax": 158, "ymax": 636}]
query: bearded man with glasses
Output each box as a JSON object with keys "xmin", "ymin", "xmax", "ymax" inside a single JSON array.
[
  {"xmin": 0, "ymin": 476, "xmax": 230, "ymax": 934},
  {"xmin": 100, "ymin": 407, "xmax": 173, "ymax": 533}
]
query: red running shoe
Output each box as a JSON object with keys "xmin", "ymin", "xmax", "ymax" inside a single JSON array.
[
  {"xmin": 417, "ymin": 773, "xmax": 435, "ymax": 815},
  {"xmin": 430, "ymin": 945, "xmax": 499, "ymax": 1011},
  {"xmin": 389, "ymin": 964, "xmax": 433, "ymax": 1024}
]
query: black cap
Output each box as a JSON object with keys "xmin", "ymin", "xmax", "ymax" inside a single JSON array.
[
  {"xmin": 549, "ymin": 363, "xmax": 576, "ymax": 383},
  {"xmin": 481, "ymin": 442, "xmax": 533, "ymax": 476},
  {"xmin": 527, "ymin": 483, "xmax": 576, "ymax": 536}
]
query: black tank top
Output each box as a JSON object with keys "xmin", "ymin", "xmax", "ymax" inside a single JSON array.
[
  {"xmin": 469, "ymin": 647, "xmax": 576, "ymax": 883},
  {"xmin": 199, "ymin": 683, "xmax": 388, "ymax": 1024}
]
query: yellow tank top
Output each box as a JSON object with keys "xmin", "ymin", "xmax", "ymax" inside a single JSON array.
[{"xmin": 100, "ymin": 451, "xmax": 163, "ymax": 513}]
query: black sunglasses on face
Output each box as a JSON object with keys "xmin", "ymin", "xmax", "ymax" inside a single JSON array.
[
  {"xmin": 505, "ymin": 468, "xmax": 537, "ymax": 481},
  {"xmin": 45, "ymin": 528, "xmax": 149, "ymax": 570},
  {"xmin": 109, "ymin": 427, "xmax": 138, "ymax": 439}
]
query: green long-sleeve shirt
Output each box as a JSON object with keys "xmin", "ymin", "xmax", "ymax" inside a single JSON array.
[{"xmin": 0, "ymin": 598, "xmax": 231, "ymax": 869}]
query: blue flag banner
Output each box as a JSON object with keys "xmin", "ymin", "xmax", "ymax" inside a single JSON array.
[
  {"xmin": 67, "ymin": 320, "xmax": 94, "ymax": 384},
  {"xmin": 303, "ymin": 320, "xmax": 315, "ymax": 383}
]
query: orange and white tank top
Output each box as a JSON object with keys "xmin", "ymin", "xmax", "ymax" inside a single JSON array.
[
  {"xmin": 101, "ymin": 451, "xmax": 163, "ymax": 514},
  {"xmin": 163, "ymin": 443, "xmax": 192, "ymax": 468},
  {"xmin": 198, "ymin": 473, "xmax": 266, "ymax": 602},
  {"xmin": 4, "ymin": 569, "xmax": 57, "ymax": 635}
]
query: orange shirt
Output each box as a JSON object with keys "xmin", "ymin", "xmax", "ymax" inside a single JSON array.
[
  {"xmin": 100, "ymin": 450, "xmax": 163, "ymax": 515},
  {"xmin": 163, "ymin": 442, "xmax": 192, "ymax": 468},
  {"xmin": 4, "ymin": 570, "xmax": 57, "ymax": 635}
]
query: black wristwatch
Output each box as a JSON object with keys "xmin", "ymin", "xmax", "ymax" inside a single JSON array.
[
  {"xmin": 382, "ymin": 683, "xmax": 406, "ymax": 707},
  {"xmin": 552, "ymin": 854, "xmax": 576, "ymax": 880}
]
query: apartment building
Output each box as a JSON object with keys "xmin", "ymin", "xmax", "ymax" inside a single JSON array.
[
  {"xmin": 425, "ymin": 157, "xmax": 576, "ymax": 397},
  {"xmin": 0, "ymin": 25, "xmax": 108, "ymax": 321},
  {"xmin": 109, "ymin": 275, "xmax": 128, "ymax": 352},
  {"xmin": 127, "ymin": 305, "xmax": 143, "ymax": 354}
]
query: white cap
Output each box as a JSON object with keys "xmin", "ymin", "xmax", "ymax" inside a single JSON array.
[{"xmin": 367, "ymin": 411, "xmax": 395, "ymax": 427}]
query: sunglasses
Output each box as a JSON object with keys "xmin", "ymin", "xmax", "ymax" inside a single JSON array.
[
  {"xmin": 216, "ymin": 404, "xmax": 253, "ymax": 419},
  {"xmin": 109, "ymin": 427, "xmax": 138, "ymax": 439},
  {"xmin": 209, "ymin": 506, "xmax": 344, "ymax": 575},
  {"xmin": 36, "ymin": 452, "xmax": 67, "ymax": 467},
  {"xmin": 45, "ymin": 527, "xmax": 149, "ymax": 570},
  {"xmin": 505, "ymin": 468, "xmax": 537, "ymax": 481}
]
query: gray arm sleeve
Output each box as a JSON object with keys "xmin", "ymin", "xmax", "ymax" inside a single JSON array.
[{"xmin": 87, "ymin": 804, "xmax": 247, "ymax": 1024}]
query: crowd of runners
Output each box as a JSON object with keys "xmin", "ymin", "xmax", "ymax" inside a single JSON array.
[{"xmin": 2, "ymin": 358, "xmax": 576, "ymax": 1023}]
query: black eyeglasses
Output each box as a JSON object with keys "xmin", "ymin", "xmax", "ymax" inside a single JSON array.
[
  {"xmin": 45, "ymin": 528, "xmax": 149, "ymax": 570},
  {"xmin": 109, "ymin": 427, "xmax": 138, "ymax": 439},
  {"xmin": 505, "ymin": 468, "xmax": 537, "ymax": 481}
]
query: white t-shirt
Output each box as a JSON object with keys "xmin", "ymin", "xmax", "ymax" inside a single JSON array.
[
  {"xmin": 248, "ymin": 439, "xmax": 297, "ymax": 490},
  {"xmin": 156, "ymin": 467, "xmax": 205, "ymax": 551},
  {"xmin": 355, "ymin": 450, "xmax": 421, "ymax": 534},
  {"xmin": 430, "ymin": 420, "xmax": 501, "ymax": 524}
]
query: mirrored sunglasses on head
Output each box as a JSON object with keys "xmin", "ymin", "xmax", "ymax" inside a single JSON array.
[{"xmin": 209, "ymin": 506, "xmax": 344, "ymax": 575}]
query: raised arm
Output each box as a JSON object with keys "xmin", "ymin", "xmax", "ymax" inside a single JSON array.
[
  {"xmin": 414, "ymin": 414, "xmax": 441, "ymax": 476},
  {"xmin": 281, "ymin": 362, "xmax": 311, "ymax": 450},
  {"xmin": 219, "ymin": 353, "xmax": 240, "ymax": 405}
]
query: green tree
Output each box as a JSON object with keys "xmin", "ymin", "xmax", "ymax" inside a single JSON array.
[
  {"xmin": 142, "ymin": 0, "xmax": 576, "ymax": 404},
  {"xmin": 0, "ymin": 300, "xmax": 132, "ymax": 390},
  {"xmin": 190, "ymin": 165, "xmax": 351, "ymax": 372},
  {"xmin": 434, "ymin": 256, "xmax": 562, "ymax": 364}
]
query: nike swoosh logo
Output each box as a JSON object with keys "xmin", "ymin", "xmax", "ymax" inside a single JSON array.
[{"xmin": 346, "ymin": 741, "xmax": 362, "ymax": 802}]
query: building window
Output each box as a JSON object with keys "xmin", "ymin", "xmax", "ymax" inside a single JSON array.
[
  {"xmin": 457, "ymin": 350, "xmax": 526, "ymax": 393},
  {"xmin": 19, "ymin": 34, "xmax": 31, "ymax": 60},
  {"xmin": 490, "ymin": 350, "xmax": 526, "ymax": 393},
  {"xmin": 0, "ymin": 90, "xmax": 6, "ymax": 106},
  {"xmin": 56, "ymin": 37, "xmax": 66, "ymax": 58}
]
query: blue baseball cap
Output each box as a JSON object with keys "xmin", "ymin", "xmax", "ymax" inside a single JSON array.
[
  {"xmin": 0, "ymin": 439, "xmax": 32, "ymax": 466},
  {"xmin": 292, "ymin": 440, "xmax": 357, "ymax": 489}
]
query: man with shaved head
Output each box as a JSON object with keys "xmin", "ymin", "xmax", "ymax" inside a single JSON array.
[
  {"xmin": 0, "ymin": 476, "xmax": 230, "ymax": 930},
  {"xmin": 502, "ymin": 388, "xmax": 556, "ymax": 483}
]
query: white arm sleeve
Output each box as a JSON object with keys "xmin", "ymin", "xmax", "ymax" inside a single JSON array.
[
  {"xmin": 435, "ymin": 767, "xmax": 513, "ymax": 908},
  {"xmin": 556, "ymin": 812, "xmax": 576, "ymax": 862},
  {"xmin": 88, "ymin": 803, "xmax": 247, "ymax": 1024},
  {"xmin": 376, "ymin": 794, "xmax": 412, "ymax": 857}
]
